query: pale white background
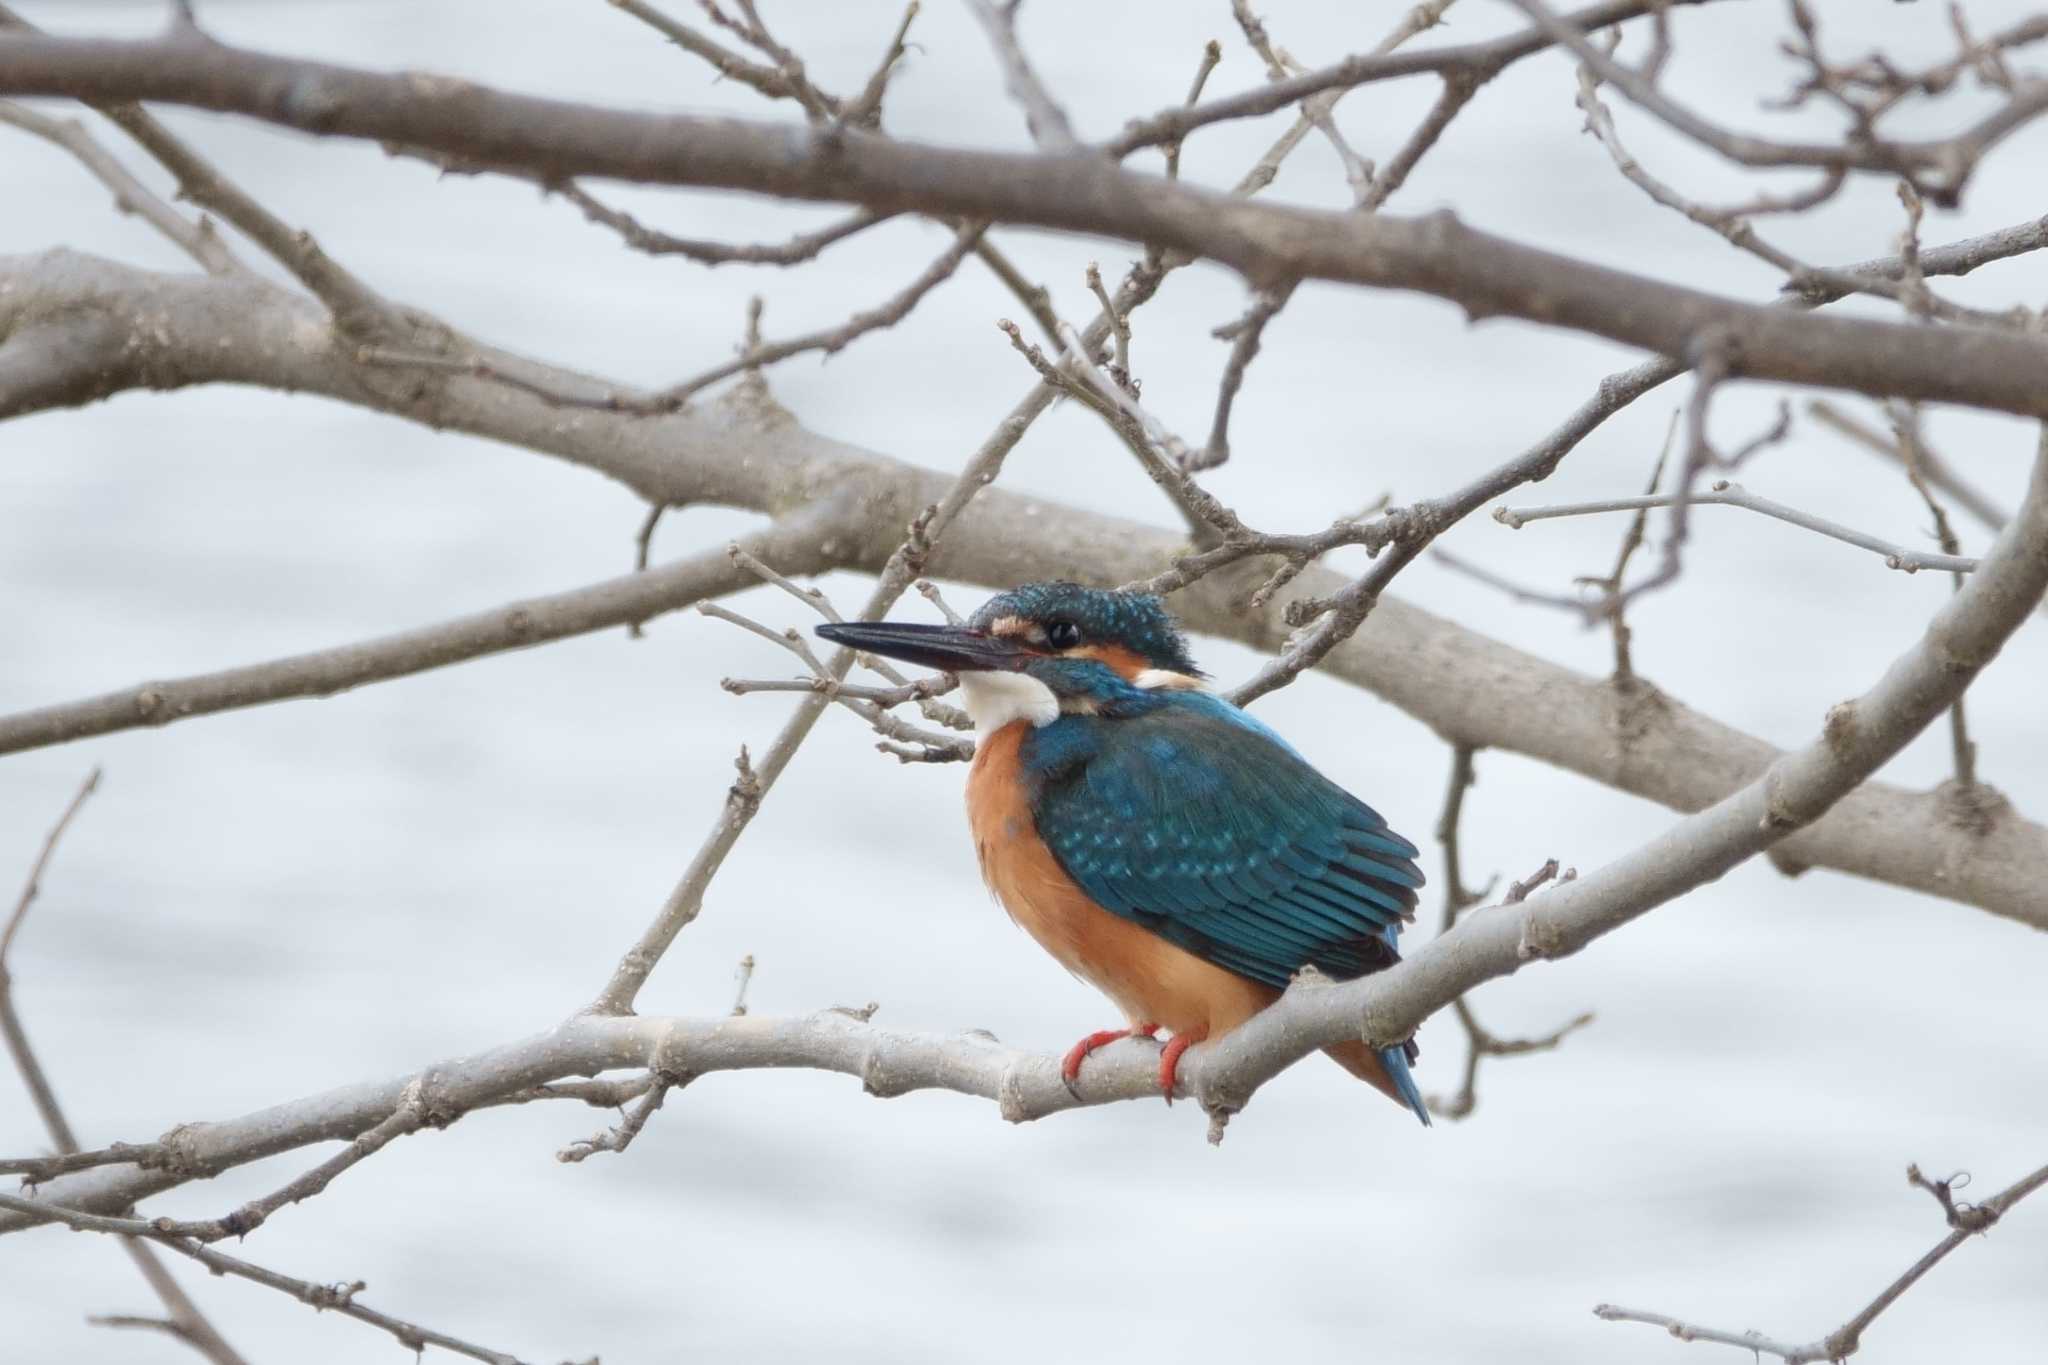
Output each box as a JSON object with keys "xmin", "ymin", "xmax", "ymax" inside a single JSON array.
[{"xmin": 4, "ymin": 2, "xmax": 2046, "ymax": 1362}]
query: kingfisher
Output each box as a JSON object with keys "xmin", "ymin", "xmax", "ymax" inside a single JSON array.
[{"xmin": 817, "ymin": 582, "xmax": 1430, "ymax": 1124}]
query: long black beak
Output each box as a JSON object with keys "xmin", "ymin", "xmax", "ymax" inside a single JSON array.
[{"xmin": 814, "ymin": 621, "xmax": 1031, "ymax": 673}]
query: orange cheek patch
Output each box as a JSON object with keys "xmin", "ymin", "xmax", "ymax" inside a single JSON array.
[{"xmin": 1064, "ymin": 643, "xmax": 1150, "ymax": 679}]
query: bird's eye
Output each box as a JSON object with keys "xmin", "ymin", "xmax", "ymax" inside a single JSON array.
[{"xmin": 1045, "ymin": 620, "xmax": 1083, "ymax": 649}]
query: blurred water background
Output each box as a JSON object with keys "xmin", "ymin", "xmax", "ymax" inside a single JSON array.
[{"xmin": 4, "ymin": 1, "xmax": 2046, "ymax": 1361}]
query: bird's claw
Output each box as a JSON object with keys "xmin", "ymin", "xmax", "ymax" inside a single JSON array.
[
  {"xmin": 1059, "ymin": 1023, "xmax": 1158, "ymax": 1099},
  {"xmin": 1156, "ymin": 1029, "xmax": 1206, "ymax": 1106}
]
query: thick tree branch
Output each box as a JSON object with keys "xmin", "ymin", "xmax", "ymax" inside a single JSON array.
[
  {"xmin": 0, "ymin": 9, "xmax": 402, "ymax": 339},
  {"xmin": 1, "ymin": 38, "xmax": 2046, "ymax": 415},
  {"xmin": 0, "ymin": 495, "xmax": 854, "ymax": 754},
  {"xmin": 10, "ymin": 422, "xmax": 2046, "ymax": 1223},
  {"xmin": 4, "ymin": 252, "xmax": 2048, "ymax": 934},
  {"xmin": 1191, "ymin": 423, "xmax": 2048, "ymax": 1118}
]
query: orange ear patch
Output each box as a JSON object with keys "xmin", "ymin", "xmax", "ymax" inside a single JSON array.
[{"xmin": 1064, "ymin": 642, "xmax": 1151, "ymax": 679}]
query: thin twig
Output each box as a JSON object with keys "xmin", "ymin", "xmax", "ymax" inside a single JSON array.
[
  {"xmin": 839, "ymin": 1, "xmax": 921, "ymax": 130},
  {"xmin": 625, "ymin": 500, "xmax": 668, "ymax": 639},
  {"xmin": 0, "ymin": 6, "xmax": 400, "ymax": 338},
  {"xmin": 361, "ymin": 216, "xmax": 983, "ymax": 413},
  {"xmin": 1595, "ymin": 1158, "xmax": 2048, "ymax": 1363},
  {"xmin": 707, "ymin": 599, "xmax": 974, "ymax": 755},
  {"xmin": 914, "ymin": 579, "xmax": 964, "ymax": 625},
  {"xmin": 1575, "ymin": 58, "xmax": 2014, "ymax": 327},
  {"xmin": 1889, "ymin": 402, "xmax": 1979, "ymax": 792},
  {"xmin": 555, "ymin": 184, "xmax": 890, "ymax": 266},
  {"xmin": 1230, "ymin": 0, "xmax": 1376, "ymax": 203},
  {"xmin": 554, "ymin": 220, "xmax": 988, "ymax": 413},
  {"xmin": 719, "ymin": 0, "xmax": 837, "ymax": 123},
  {"xmin": 1, "ymin": 771, "xmax": 248, "ymax": 1365},
  {"xmin": 606, "ymin": 0, "xmax": 814, "ymax": 107},
  {"xmin": 588, "ymin": 742, "xmax": 764, "ymax": 1014},
  {"xmin": 587, "ymin": 325, "xmax": 1055, "ymax": 1011},
  {"xmin": 1163, "ymin": 39, "xmax": 1224, "ymax": 180},
  {"xmin": 1496, "ymin": 480, "xmax": 1979, "ymax": 574},
  {"xmin": 1112, "ymin": 0, "xmax": 1641, "ymax": 156},
  {"xmin": 1191, "ymin": 281, "xmax": 1296, "ymax": 471},
  {"xmin": 970, "ymin": 237, "xmax": 1062, "ymax": 344},
  {"xmin": 1431, "ymin": 546, "xmax": 1598, "ymax": 622},
  {"xmin": 556, "ymin": 1071, "xmax": 683, "ymax": 1163},
  {"xmin": 147, "ymin": 1091, "xmax": 430, "ymax": 1242},
  {"xmin": 0, "ymin": 1192, "xmax": 536, "ymax": 1365},
  {"xmin": 1084, "ymin": 262, "xmax": 1130, "ymax": 379},
  {"xmin": 965, "ymin": 0, "xmax": 1078, "ymax": 149},
  {"xmin": 997, "ymin": 317, "xmax": 1219, "ymax": 538},
  {"xmin": 1440, "ymin": 413, "xmax": 1677, "ymax": 668},
  {"xmin": 1358, "ymin": 70, "xmax": 1481, "ymax": 211},
  {"xmin": 1420, "ymin": 776, "xmax": 1589, "ymax": 1122},
  {"xmin": 2, "ymin": 768, "xmax": 100, "ymax": 964},
  {"xmin": 1506, "ymin": 0, "xmax": 2048, "ymax": 204},
  {"xmin": 0, "ymin": 101, "xmax": 238, "ymax": 274},
  {"xmin": 725, "ymin": 547, "xmax": 972, "ymax": 729},
  {"xmin": 1808, "ymin": 399, "xmax": 2010, "ymax": 533}
]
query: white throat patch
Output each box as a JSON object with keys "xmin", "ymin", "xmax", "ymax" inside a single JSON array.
[{"xmin": 958, "ymin": 671, "xmax": 1059, "ymax": 736}]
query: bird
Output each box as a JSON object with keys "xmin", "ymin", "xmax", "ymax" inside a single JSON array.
[{"xmin": 816, "ymin": 581, "xmax": 1430, "ymax": 1125}]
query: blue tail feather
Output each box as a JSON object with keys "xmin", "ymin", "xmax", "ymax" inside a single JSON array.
[{"xmin": 1377, "ymin": 1045, "xmax": 1432, "ymax": 1127}]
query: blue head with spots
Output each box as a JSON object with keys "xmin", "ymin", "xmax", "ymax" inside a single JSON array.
[
  {"xmin": 967, "ymin": 582, "xmax": 1202, "ymax": 679},
  {"xmin": 815, "ymin": 581, "xmax": 1202, "ymax": 719}
]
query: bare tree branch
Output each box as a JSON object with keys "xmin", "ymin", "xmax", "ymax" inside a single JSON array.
[
  {"xmin": 1110, "ymin": 0, "xmax": 1704, "ymax": 155},
  {"xmin": 9, "ymin": 426, "xmax": 2046, "ymax": 1215},
  {"xmin": 1595, "ymin": 1158, "xmax": 2048, "ymax": 1363},
  {"xmin": 0, "ymin": 6, "xmax": 402, "ymax": 339},
  {"xmin": 0, "ymin": 499, "xmax": 855, "ymax": 756},
  {"xmin": 3, "ymin": 36, "xmax": 2048, "ymax": 416},
  {"xmin": 2, "ymin": 770, "xmax": 248, "ymax": 1365},
  {"xmin": 555, "ymin": 185, "xmax": 891, "ymax": 266},
  {"xmin": 0, "ymin": 1192, "xmax": 541, "ymax": 1364},
  {"xmin": 1788, "ymin": 214, "xmax": 2048, "ymax": 310},
  {"xmin": 5, "ymin": 248, "xmax": 2048, "ymax": 932},
  {"xmin": 1808, "ymin": 398, "xmax": 2012, "ymax": 534},
  {"xmin": 1357, "ymin": 68, "xmax": 1481, "ymax": 212},
  {"xmin": 1228, "ymin": 0, "xmax": 1374, "ymax": 203},
  {"xmin": 555, "ymin": 1071, "xmax": 682, "ymax": 1163},
  {"xmin": 1507, "ymin": 0, "xmax": 2048, "ymax": 203},
  {"xmin": 965, "ymin": 0, "xmax": 1078, "ymax": 150},
  {"xmin": 1497, "ymin": 479, "xmax": 1981, "ymax": 575},
  {"xmin": 144, "ymin": 1092, "xmax": 429, "ymax": 1243},
  {"xmin": 0, "ymin": 100, "xmax": 237, "ymax": 274},
  {"xmin": 1425, "ymin": 748, "xmax": 1592, "ymax": 1121},
  {"xmin": 1160, "ymin": 38, "xmax": 1223, "ymax": 182},
  {"xmin": 590, "ymin": 326, "xmax": 1057, "ymax": 1012},
  {"xmin": 1192, "ymin": 280, "xmax": 1294, "ymax": 471},
  {"xmin": 8, "ymin": 4, "xmax": 2048, "ymax": 1353},
  {"xmin": 839, "ymin": 1, "xmax": 921, "ymax": 130}
]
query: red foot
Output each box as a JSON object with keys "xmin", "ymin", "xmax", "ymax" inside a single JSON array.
[
  {"xmin": 1156, "ymin": 1027, "xmax": 1208, "ymax": 1104},
  {"xmin": 1061, "ymin": 1023, "xmax": 1157, "ymax": 1086}
]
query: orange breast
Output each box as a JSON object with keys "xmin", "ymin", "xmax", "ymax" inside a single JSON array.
[{"xmin": 965, "ymin": 721, "xmax": 1276, "ymax": 1040}]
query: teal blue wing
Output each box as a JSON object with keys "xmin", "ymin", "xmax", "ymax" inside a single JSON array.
[
  {"xmin": 1020, "ymin": 692, "xmax": 1433, "ymax": 1124},
  {"xmin": 1019, "ymin": 692, "xmax": 1424, "ymax": 992}
]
